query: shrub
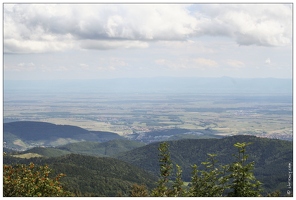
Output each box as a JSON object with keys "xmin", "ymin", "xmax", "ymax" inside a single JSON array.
[{"xmin": 3, "ymin": 162, "xmax": 74, "ymax": 197}]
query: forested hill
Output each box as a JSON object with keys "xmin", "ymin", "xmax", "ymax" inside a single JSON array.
[
  {"xmin": 4, "ymin": 121, "xmax": 89, "ymax": 140},
  {"xmin": 4, "ymin": 121, "xmax": 124, "ymax": 150},
  {"xmin": 56, "ymin": 140, "xmax": 145, "ymax": 157},
  {"xmin": 10, "ymin": 140, "xmax": 146, "ymax": 158},
  {"xmin": 115, "ymin": 135, "xmax": 292, "ymax": 195},
  {"xmin": 3, "ymin": 153, "xmax": 157, "ymax": 196},
  {"xmin": 3, "ymin": 135, "xmax": 292, "ymax": 196}
]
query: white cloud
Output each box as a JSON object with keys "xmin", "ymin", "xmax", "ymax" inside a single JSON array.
[
  {"xmin": 157, "ymin": 40, "xmax": 216, "ymax": 54},
  {"xmin": 79, "ymin": 63, "xmax": 89, "ymax": 70},
  {"xmin": 155, "ymin": 57, "xmax": 218, "ymax": 70},
  {"xmin": 93, "ymin": 57, "xmax": 129, "ymax": 71},
  {"xmin": 193, "ymin": 58, "xmax": 218, "ymax": 68},
  {"xmin": 225, "ymin": 59, "xmax": 245, "ymax": 68},
  {"xmin": 79, "ymin": 40, "xmax": 149, "ymax": 50},
  {"xmin": 265, "ymin": 58, "xmax": 271, "ymax": 65},
  {"xmin": 195, "ymin": 4, "xmax": 292, "ymax": 46},
  {"xmin": 4, "ymin": 38, "xmax": 75, "ymax": 53},
  {"xmin": 3, "ymin": 4, "xmax": 197, "ymax": 53},
  {"xmin": 55, "ymin": 66, "xmax": 69, "ymax": 72},
  {"xmin": 4, "ymin": 62, "xmax": 36, "ymax": 71},
  {"xmin": 3, "ymin": 4, "xmax": 292, "ymax": 54}
]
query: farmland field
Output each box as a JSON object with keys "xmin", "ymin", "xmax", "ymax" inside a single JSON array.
[{"xmin": 4, "ymin": 91, "xmax": 292, "ymax": 140}]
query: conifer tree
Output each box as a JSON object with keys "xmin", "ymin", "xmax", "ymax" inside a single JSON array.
[
  {"xmin": 227, "ymin": 142, "xmax": 262, "ymax": 197},
  {"xmin": 170, "ymin": 164, "xmax": 186, "ymax": 197},
  {"xmin": 133, "ymin": 141, "xmax": 267, "ymax": 197},
  {"xmin": 151, "ymin": 142, "xmax": 172, "ymax": 197},
  {"xmin": 189, "ymin": 153, "xmax": 228, "ymax": 197}
]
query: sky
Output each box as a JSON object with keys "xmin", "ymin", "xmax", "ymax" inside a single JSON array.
[{"xmin": 3, "ymin": 3, "xmax": 293, "ymax": 80}]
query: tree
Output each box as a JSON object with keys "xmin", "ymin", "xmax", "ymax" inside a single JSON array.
[
  {"xmin": 227, "ymin": 142, "xmax": 262, "ymax": 197},
  {"xmin": 151, "ymin": 142, "xmax": 173, "ymax": 197},
  {"xmin": 149, "ymin": 141, "xmax": 263, "ymax": 197},
  {"xmin": 151, "ymin": 142, "xmax": 187, "ymax": 197},
  {"xmin": 189, "ymin": 153, "xmax": 229, "ymax": 197},
  {"xmin": 170, "ymin": 164, "xmax": 186, "ymax": 197},
  {"xmin": 3, "ymin": 162, "xmax": 74, "ymax": 197},
  {"xmin": 129, "ymin": 184, "xmax": 149, "ymax": 197},
  {"xmin": 267, "ymin": 190, "xmax": 281, "ymax": 197}
]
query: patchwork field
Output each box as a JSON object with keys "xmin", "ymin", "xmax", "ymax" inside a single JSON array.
[{"xmin": 4, "ymin": 92, "xmax": 292, "ymax": 140}]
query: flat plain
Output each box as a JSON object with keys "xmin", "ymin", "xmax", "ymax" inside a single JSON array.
[{"xmin": 4, "ymin": 91, "xmax": 292, "ymax": 141}]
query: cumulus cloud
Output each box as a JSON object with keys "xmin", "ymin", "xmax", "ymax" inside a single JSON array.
[
  {"xmin": 4, "ymin": 4, "xmax": 197, "ymax": 53},
  {"xmin": 3, "ymin": 4, "xmax": 292, "ymax": 53},
  {"xmin": 195, "ymin": 4, "xmax": 292, "ymax": 46},
  {"xmin": 4, "ymin": 38, "xmax": 74, "ymax": 53}
]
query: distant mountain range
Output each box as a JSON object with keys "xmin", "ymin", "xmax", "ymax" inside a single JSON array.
[{"xmin": 4, "ymin": 77, "xmax": 292, "ymax": 94}]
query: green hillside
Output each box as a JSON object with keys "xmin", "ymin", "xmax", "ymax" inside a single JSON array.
[
  {"xmin": 89, "ymin": 131, "xmax": 124, "ymax": 142},
  {"xmin": 23, "ymin": 147, "xmax": 71, "ymax": 157},
  {"xmin": 5, "ymin": 139, "xmax": 145, "ymax": 159},
  {"xmin": 3, "ymin": 132, "xmax": 292, "ymax": 196},
  {"xmin": 3, "ymin": 132, "xmax": 29, "ymax": 150},
  {"xmin": 3, "ymin": 147, "xmax": 17, "ymax": 153},
  {"xmin": 3, "ymin": 153, "xmax": 157, "ymax": 196},
  {"xmin": 57, "ymin": 139, "xmax": 145, "ymax": 157},
  {"xmin": 4, "ymin": 121, "xmax": 89, "ymax": 140},
  {"xmin": 115, "ymin": 135, "xmax": 292, "ymax": 195},
  {"xmin": 167, "ymin": 133, "xmax": 219, "ymax": 140},
  {"xmin": 4, "ymin": 121, "xmax": 124, "ymax": 150}
]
